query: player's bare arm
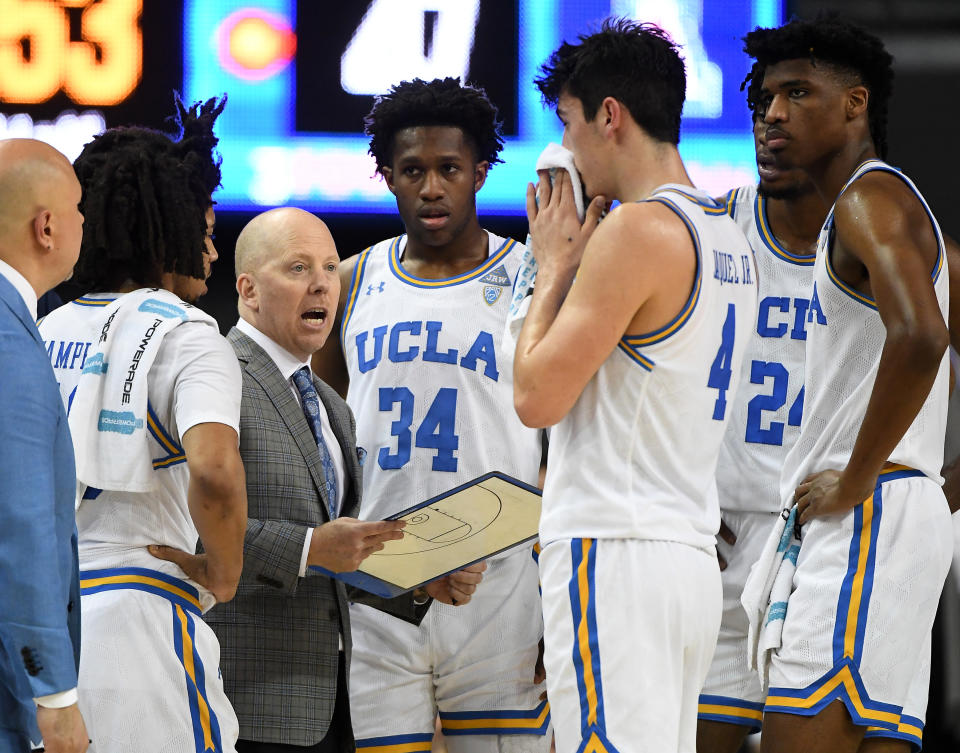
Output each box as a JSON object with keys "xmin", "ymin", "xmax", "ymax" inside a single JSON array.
[
  {"xmin": 149, "ymin": 422, "xmax": 248, "ymax": 601},
  {"xmin": 939, "ymin": 236, "xmax": 960, "ymax": 513},
  {"xmin": 795, "ymin": 173, "xmax": 948, "ymax": 524},
  {"xmin": 514, "ymin": 172, "xmax": 694, "ymax": 427},
  {"xmin": 311, "ymin": 252, "xmax": 359, "ymax": 399}
]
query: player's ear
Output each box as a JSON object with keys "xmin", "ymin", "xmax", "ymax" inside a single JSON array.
[
  {"xmin": 236, "ymin": 272, "xmax": 259, "ymax": 312},
  {"xmin": 381, "ymin": 166, "xmax": 397, "ymax": 195},
  {"xmin": 474, "ymin": 161, "xmax": 488, "ymax": 192},
  {"xmin": 846, "ymin": 85, "xmax": 868, "ymax": 121}
]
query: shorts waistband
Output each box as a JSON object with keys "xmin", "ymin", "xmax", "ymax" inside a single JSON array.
[{"xmin": 79, "ymin": 566, "xmax": 202, "ymax": 616}]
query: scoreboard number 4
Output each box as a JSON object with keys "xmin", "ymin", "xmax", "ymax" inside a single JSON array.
[{"xmin": 0, "ymin": 0, "xmax": 142, "ymax": 105}]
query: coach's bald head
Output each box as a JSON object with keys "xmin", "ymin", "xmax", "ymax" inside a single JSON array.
[
  {"xmin": 0, "ymin": 139, "xmax": 83, "ymax": 296},
  {"xmin": 235, "ymin": 207, "xmax": 340, "ymax": 360}
]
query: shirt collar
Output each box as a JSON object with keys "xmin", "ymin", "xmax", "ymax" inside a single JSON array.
[
  {"xmin": 235, "ymin": 317, "xmax": 311, "ymax": 381},
  {"xmin": 0, "ymin": 258, "xmax": 38, "ymax": 321}
]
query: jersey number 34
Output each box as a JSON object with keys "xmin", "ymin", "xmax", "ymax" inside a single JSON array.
[{"xmin": 378, "ymin": 387, "xmax": 459, "ymax": 471}]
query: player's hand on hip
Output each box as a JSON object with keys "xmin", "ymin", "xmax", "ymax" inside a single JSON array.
[
  {"xmin": 716, "ymin": 517, "xmax": 737, "ymax": 571},
  {"xmin": 425, "ymin": 560, "xmax": 487, "ymax": 606},
  {"xmin": 526, "ymin": 169, "xmax": 605, "ymax": 274},
  {"xmin": 147, "ymin": 545, "xmax": 239, "ymax": 603},
  {"xmin": 37, "ymin": 703, "xmax": 88, "ymax": 753},
  {"xmin": 308, "ymin": 518, "xmax": 406, "ymax": 573},
  {"xmin": 795, "ymin": 469, "xmax": 873, "ymax": 525}
]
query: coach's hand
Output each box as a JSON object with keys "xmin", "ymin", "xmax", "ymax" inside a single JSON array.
[
  {"xmin": 716, "ymin": 518, "xmax": 737, "ymax": 571},
  {"xmin": 426, "ymin": 561, "xmax": 487, "ymax": 606},
  {"xmin": 308, "ymin": 518, "xmax": 406, "ymax": 573},
  {"xmin": 147, "ymin": 546, "xmax": 241, "ymax": 603},
  {"xmin": 795, "ymin": 469, "xmax": 874, "ymax": 525},
  {"xmin": 37, "ymin": 703, "xmax": 88, "ymax": 753}
]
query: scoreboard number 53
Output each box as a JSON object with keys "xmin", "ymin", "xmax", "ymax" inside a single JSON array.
[{"xmin": 0, "ymin": 0, "xmax": 142, "ymax": 104}]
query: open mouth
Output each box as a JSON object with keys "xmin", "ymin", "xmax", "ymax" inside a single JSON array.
[{"xmin": 301, "ymin": 308, "xmax": 327, "ymax": 323}]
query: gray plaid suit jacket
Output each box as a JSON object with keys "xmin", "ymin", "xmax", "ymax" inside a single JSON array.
[{"xmin": 205, "ymin": 328, "xmax": 360, "ymax": 748}]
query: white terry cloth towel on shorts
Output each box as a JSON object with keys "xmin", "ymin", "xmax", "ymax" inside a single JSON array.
[
  {"xmin": 741, "ymin": 505, "xmax": 802, "ymax": 692},
  {"xmin": 505, "ymin": 143, "xmax": 585, "ymax": 351},
  {"xmin": 68, "ymin": 288, "xmax": 219, "ymax": 495}
]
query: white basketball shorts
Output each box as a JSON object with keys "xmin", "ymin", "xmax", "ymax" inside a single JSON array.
[
  {"xmin": 699, "ymin": 509, "xmax": 779, "ymax": 732},
  {"xmin": 77, "ymin": 566, "xmax": 238, "ymax": 753},
  {"xmin": 540, "ymin": 538, "xmax": 722, "ymax": 753},
  {"xmin": 765, "ymin": 467, "xmax": 952, "ymax": 750},
  {"xmin": 350, "ymin": 548, "xmax": 548, "ymax": 753}
]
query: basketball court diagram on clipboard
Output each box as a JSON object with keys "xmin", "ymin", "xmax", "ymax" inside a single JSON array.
[{"xmin": 313, "ymin": 472, "xmax": 541, "ymax": 596}]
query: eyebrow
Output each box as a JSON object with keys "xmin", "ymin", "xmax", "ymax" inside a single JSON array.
[{"xmin": 762, "ymin": 78, "xmax": 811, "ymax": 93}]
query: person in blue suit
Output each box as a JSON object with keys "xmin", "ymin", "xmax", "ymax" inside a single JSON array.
[{"xmin": 0, "ymin": 138, "xmax": 87, "ymax": 753}]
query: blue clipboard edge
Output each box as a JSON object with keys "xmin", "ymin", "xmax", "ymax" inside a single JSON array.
[{"xmin": 310, "ymin": 471, "xmax": 542, "ymax": 598}]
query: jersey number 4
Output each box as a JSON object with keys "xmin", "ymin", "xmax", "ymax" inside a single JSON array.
[
  {"xmin": 378, "ymin": 387, "xmax": 459, "ymax": 471},
  {"xmin": 708, "ymin": 303, "xmax": 736, "ymax": 420}
]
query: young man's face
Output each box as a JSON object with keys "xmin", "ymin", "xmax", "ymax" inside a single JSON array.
[
  {"xmin": 556, "ymin": 91, "xmax": 606, "ymax": 200},
  {"xmin": 754, "ymin": 115, "xmax": 814, "ymax": 200},
  {"xmin": 758, "ymin": 58, "xmax": 855, "ymax": 174},
  {"xmin": 382, "ymin": 125, "xmax": 487, "ymax": 249}
]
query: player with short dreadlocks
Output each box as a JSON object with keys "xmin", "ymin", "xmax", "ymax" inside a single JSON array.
[
  {"xmin": 313, "ymin": 78, "xmax": 550, "ymax": 753},
  {"xmin": 740, "ymin": 16, "xmax": 952, "ymax": 753},
  {"xmin": 38, "ymin": 96, "xmax": 247, "ymax": 751}
]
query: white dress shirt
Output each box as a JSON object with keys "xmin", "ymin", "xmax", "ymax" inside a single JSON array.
[{"xmin": 235, "ymin": 318, "xmax": 346, "ymax": 577}]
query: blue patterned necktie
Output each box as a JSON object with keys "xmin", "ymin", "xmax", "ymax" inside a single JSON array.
[{"xmin": 291, "ymin": 366, "xmax": 339, "ymax": 519}]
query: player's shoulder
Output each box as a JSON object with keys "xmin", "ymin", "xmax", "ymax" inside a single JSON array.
[{"xmin": 835, "ymin": 167, "xmax": 926, "ymax": 231}]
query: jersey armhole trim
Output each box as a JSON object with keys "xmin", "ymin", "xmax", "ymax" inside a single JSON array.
[
  {"xmin": 340, "ymin": 245, "xmax": 373, "ymax": 351},
  {"xmin": 621, "ymin": 196, "xmax": 702, "ymax": 347}
]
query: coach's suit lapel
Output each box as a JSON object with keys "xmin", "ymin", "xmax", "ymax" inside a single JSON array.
[{"xmin": 228, "ymin": 328, "xmax": 332, "ymax": 520}]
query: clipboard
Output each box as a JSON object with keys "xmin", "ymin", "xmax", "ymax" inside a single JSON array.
[{"xmin": 311, "ymin": 471, "xmax": 542, "ymax": 598}]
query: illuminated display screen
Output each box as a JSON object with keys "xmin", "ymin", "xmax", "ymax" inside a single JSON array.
[{"xmin": 0, "ymin": 0, "xmax": 783, "ymax": 215}]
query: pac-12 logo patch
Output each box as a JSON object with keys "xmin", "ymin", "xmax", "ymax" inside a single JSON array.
[{"xmin": 483, "ymin": 286, "xmax": 502, "ymax": 305}]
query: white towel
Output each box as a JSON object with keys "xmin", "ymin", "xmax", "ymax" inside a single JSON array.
[
  {"xmin": 741, "ymin": 506, "xmax": 802, "ymax": 692},
  {"xmin": 68, "ymin": 288, "xmax": 218, "ymax": 496},
  {"xmin": 504, "ymin": 143, "xmax": 586, "ymax": 352}
]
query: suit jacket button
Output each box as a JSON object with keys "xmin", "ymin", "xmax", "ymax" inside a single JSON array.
[
  {"xmin": 67, "ymin": 600, "xmax": 74, "ymax": 612},
  {"xmin": 328, "ymin": 608, "xmax": 338, "ymax": 621}
]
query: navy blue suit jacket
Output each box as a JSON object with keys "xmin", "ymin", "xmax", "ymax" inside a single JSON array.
[{"xmin": 0, "ymin": 273, "xmax": 81, "ymax": 745}]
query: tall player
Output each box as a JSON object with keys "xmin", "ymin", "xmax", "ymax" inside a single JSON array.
[
  {"xmin": 311, "ymin": 78, "xmax": 549, "ymax": 753},
  {"xmin": 513, "ymin": 20, "xmax": 757, "ymax": 753},
  {"xmin": 695, "ymin": 88, "xmax": 827, "ymax": 753},
  {"xmin": 39, "ymin": 98, "xmax": 247, "ymax": 751},
  {"xmin": 744, "ymin": 17, "xmax": 952, "ymax": 753}
]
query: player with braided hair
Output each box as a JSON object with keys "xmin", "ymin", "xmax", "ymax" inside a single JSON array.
[
  {"xmin": 742, "ymin": 16, "xmax": 952, "ymax": 753},
  {"xmin": 38, "ymin": 95, "xmax": 247, "ymax": 752},
  {"xmin": 313, "ymin": 77, "xmax": 550, "ymax": 753}
]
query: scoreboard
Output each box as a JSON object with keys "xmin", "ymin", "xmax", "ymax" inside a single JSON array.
[{"xmin": 0, "ymin": 0, "xmax": 783, "ymax": 215}]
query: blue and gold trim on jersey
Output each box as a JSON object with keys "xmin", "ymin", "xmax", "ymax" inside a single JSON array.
[
  {"xmin": 697, "ymin": 694, "xmax": 764, "ymax": 732},
  {"xmin": 622, "ymin": 196, "xmax": 702, "ymax": 347},
  {"xmin": 825, "ymin": 160, "xmax": 944, "ymax": 309},
  {"xmin": 755, "ymin": 193, "xmax": 816, "ymax": 266},
  {"xmin": 658, "ymin": 186, "xmax": 729, "ymax": 215},
  {"xmin": 72, "ymin": 295, "xmax": 118, "ymax": 307},
  {"xmin": 80, "ymin": 566, "xmax": 203, "ymax": 616},
  {"xmin": 764, "ymin": 658, "xmax": 902, "ymax": 730},
  {"xmin": 355, "ymin": 733, "xmax": 433, "ymax": 753},
  {"xmin": 865, "ymin": 714, "xmax": 924, "ymax": 751},
  {"xmin": 172, "ymin": 603, "xmax": 224, "ymax": 752},
  {"xmin": 340, "ymin": 245, "xmax": 373, "ymax": 351},
  {"xmin": 388, "ymin": 235, "xmax": 518, "ymax": 288},
  {"xmin": 147, "ymin": 401, "xmax": 186, "ymax": 469},
  {"xmin": 439, "ymin": 700, "xmax": 550, "ymax": 735},
  {"xmin": 721, "ymin": 188, "xmax": 739, "ymax": 219},
  {"xmin": 616, "ymin": 341, "xmax": 654, "ymax": 371}
]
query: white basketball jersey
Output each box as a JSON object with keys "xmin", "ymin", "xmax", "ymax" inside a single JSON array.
[
  {"xmin": 715, "ymin": 184, "xmax": 815, "ymax": 513},
  {"xmin": 782, "ymin": 160, "xmax": 949, "ymax": 500},
  {"xmin": 540, "ymin": 186, "xmax": 758, "ymax": 549},
  {"xmin": 341, "ymin": 232, "xmax": 542, "ymax": 522},
  {"xmin": 39, "ymin": 292, "xmax": 240, "ymax": 607}
]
